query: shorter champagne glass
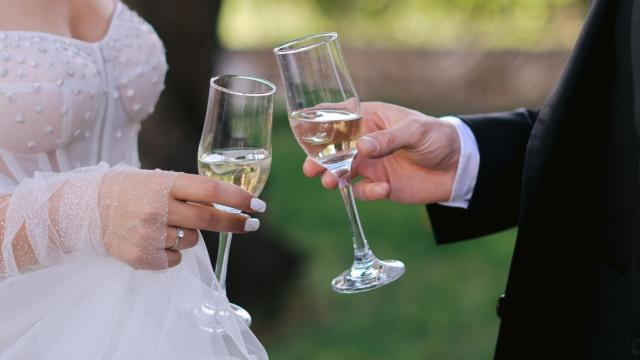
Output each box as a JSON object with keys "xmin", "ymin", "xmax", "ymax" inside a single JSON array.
[{"xmin": 197, "ymin": 74, "xmax": 275, "ymax": 327}]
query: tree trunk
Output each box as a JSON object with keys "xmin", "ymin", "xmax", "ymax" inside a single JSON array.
[{"xmin": 125, "ymin": 0, "xmax": 222, "ymax": 172}]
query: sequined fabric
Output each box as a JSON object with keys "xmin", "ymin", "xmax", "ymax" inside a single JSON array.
[{"xmin": 0, "ymin": 2, "xmax": 167, "ymax": 181}]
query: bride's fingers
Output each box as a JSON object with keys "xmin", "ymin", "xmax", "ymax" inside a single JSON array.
[
  {"xmin": 164, "ymin": 227, "xmax": 198, "ymax": 250},
  {"xmin": 165, "ymin": 250, "xmax": 183, "ymax": 268},
  {"xmin": 352, "ymin": 179, "xmax": 390, "ymax": 201},
  {"xmin": 171, "ymin": 173, "xmax": 266, "ymax": 213},
  {"xmin": 168, "ymin": 199, "xmax": 259, "ymax": 233},
  {"xmin": 114, "ymin": 245, "xmax": 178, "ymax": 271}
]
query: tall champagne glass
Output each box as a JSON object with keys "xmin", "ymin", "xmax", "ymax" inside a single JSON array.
[
  {"xmin": 274, "ymin": 33, "xmax": 405, "ymax": 293},
  {"xmin": 198, "ymin": 75, "xmax": 275, "ymax": 326}
]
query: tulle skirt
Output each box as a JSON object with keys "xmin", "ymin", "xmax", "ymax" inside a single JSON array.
[{"xmin": 0, "ymin": 236, "xmax": 267, "ymax": 360}]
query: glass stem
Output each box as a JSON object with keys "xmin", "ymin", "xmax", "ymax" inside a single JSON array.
[
  {"xmin": 215, "ymin": 232, "xmax": 233, "ymax": 291},
  {"xmin": 337, "ymin": 172, "xmax": 373, "ymax": 264}
]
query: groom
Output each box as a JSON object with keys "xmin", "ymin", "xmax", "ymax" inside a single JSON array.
[{"xmin": 304, "ymin": 0, "xmax": 640, "ymax": 357}]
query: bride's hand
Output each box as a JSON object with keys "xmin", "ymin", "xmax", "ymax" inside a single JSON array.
[{"xmin": 100, "ymin": 171, "xmax": 266, "ymax": 270}]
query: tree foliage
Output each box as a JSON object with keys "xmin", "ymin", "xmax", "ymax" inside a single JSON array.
[{"xmin": 219, "ymin": 0, "xmax": 588, "ymax": 49}]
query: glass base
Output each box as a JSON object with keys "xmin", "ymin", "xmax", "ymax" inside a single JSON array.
[
  {"xmin": 178, "ymin": 302, "xmax": 252, "ymax": 333},
  {"xmin": 230, "ymin": 303, "xmax": 252, "ymax": 327},
  {"xmin": 331, "ymin": 250, "xmax": 405, "ymax": 293}
]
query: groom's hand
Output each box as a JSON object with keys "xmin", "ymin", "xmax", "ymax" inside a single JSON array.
[{"xmin": 303, "ymin": 102, "xmax": 460, "ymax": 204}]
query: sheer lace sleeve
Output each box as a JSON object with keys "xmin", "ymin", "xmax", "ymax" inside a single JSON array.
[{"xmin": 0, "ymin": 163, "xmax": 176, "ymax": 280}]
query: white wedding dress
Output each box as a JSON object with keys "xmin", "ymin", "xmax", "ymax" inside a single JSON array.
[{"xmin": 0, "ymin": 2, "xmax": 267, "ymax": 359}]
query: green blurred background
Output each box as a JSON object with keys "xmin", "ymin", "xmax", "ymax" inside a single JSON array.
[
  {"xmin": 219, "ymin": 0, "xmax": 586, "ymax": 50},
  {"xmin": 261, "ymin": 116, "xmax": 517, "ymax": 359},
  {"xmin": 131, "ymin": 0, "xmax": 589, "ymax": 358}
]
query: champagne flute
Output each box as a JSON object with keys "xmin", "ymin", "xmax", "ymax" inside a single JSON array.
[
  {"xmin": 274, "ymin": 33, "xmax": 405, "ymax": 293},
  {"xmin": 197, "ymin": 74, "xmax": 275, "ymax": 326}
]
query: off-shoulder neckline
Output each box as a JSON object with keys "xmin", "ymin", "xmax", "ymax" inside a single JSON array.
[{"xmin": 0, "ymin": 1, "xmax": 122, "ymax": 48}]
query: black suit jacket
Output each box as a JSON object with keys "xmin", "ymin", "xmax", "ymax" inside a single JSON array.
[{"xmin": 427, "ymin": 0, "xmax": 640, "ymax": 358}]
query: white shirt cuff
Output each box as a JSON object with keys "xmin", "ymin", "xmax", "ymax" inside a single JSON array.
[{"xmin": 437, "ymin": 116, "xmax": 480, "ymax": 209}]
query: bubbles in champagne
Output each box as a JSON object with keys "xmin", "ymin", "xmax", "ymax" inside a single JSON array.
[
  {"xmin": 198, "ymin": 148, "xmax": 271, "ymax": 196},
  {"xmin": 289, "ymin": 110, "xmax": 361, "ymax": 172}
]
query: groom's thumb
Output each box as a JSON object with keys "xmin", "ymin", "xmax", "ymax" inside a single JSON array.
[{"xmin": 357, "ymin": 124, "xmax": 414, "ymax": 159}]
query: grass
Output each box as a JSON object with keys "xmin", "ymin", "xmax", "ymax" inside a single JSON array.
[{"xmin": 257, "ymin": 114, "xmax": 517, "ymax": 360}]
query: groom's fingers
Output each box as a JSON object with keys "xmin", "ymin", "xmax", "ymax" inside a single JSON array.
[
  {"xmin": 321, "ymin": 171, "xmax": 339, "ymax": 189},
  {"xmin": 304, "ymin": 157, "xmax": 366, "ymax": 190},
  {"xmin": 303, "ymin": 157, "xmax": 340, "ymax": 189},
  {"xmin": 353, "ymin": 180, "xmax": 390, "ymax": 201},
  {"xmin": 303, "ymin": 157, "xmax": 325, "ymax": 177}
]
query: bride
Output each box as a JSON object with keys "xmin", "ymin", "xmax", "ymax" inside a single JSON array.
[{"xmin": 0, "ymin": 0, "xmax": 268, "ymax": 358}]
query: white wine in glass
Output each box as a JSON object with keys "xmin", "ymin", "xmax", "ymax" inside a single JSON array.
[
  {"xmin": 198, "ymin": 148, "xmax": 271, "ymax": 196},
  {"xmin": 289, "ymin": 110, "xmax": 361, "ymax": 173}
]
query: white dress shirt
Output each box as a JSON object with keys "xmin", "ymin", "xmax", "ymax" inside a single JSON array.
[{"xmin": 437, "ymin": 116, "xmax": 480, "ymax": 209}]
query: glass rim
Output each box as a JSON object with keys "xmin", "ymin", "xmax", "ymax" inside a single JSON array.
[
  {"xmin": 273, "ymin": 32, "xmax": 338, "ymax": 55},
  {"xmin": 210, "ymin": 75, "xmax": 276, "ymax": 97}
]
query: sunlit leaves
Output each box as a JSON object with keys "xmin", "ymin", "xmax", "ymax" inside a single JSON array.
[{"xmin": 219, "ymin": 0, "xmax": 587, "ymax": 50}]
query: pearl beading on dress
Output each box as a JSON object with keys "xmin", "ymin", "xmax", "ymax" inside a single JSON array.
[{"xmin": 0, "ymin": 1, "xmax": 168, "ymax": 181}]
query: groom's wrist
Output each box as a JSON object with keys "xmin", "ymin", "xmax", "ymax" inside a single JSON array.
[{"xmin": 436, "ymin": 116, "xmax": 480, "ymax": 209}]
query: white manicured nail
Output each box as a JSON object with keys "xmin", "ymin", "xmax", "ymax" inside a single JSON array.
[
  {"xmin": 244, "ymin": 218, "xmax": 260, "ymax": 232},
  {"xmin": 250, "ymin": 198, "xmax": 267, "ymax": 212}
]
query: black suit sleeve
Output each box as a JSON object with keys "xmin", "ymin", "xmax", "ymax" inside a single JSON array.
[{"xmin": 426, "ymin": 108, "xmax": 538, "ymax": 244}]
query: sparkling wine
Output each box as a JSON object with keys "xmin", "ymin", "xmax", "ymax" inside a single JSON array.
[
  {"xmin": 289, "ymin": 109, "xmax": 362, "ymax": 171},
  {"xmin": 198, "ymin": 148, "xmax": 271, "ymax": 196}
]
